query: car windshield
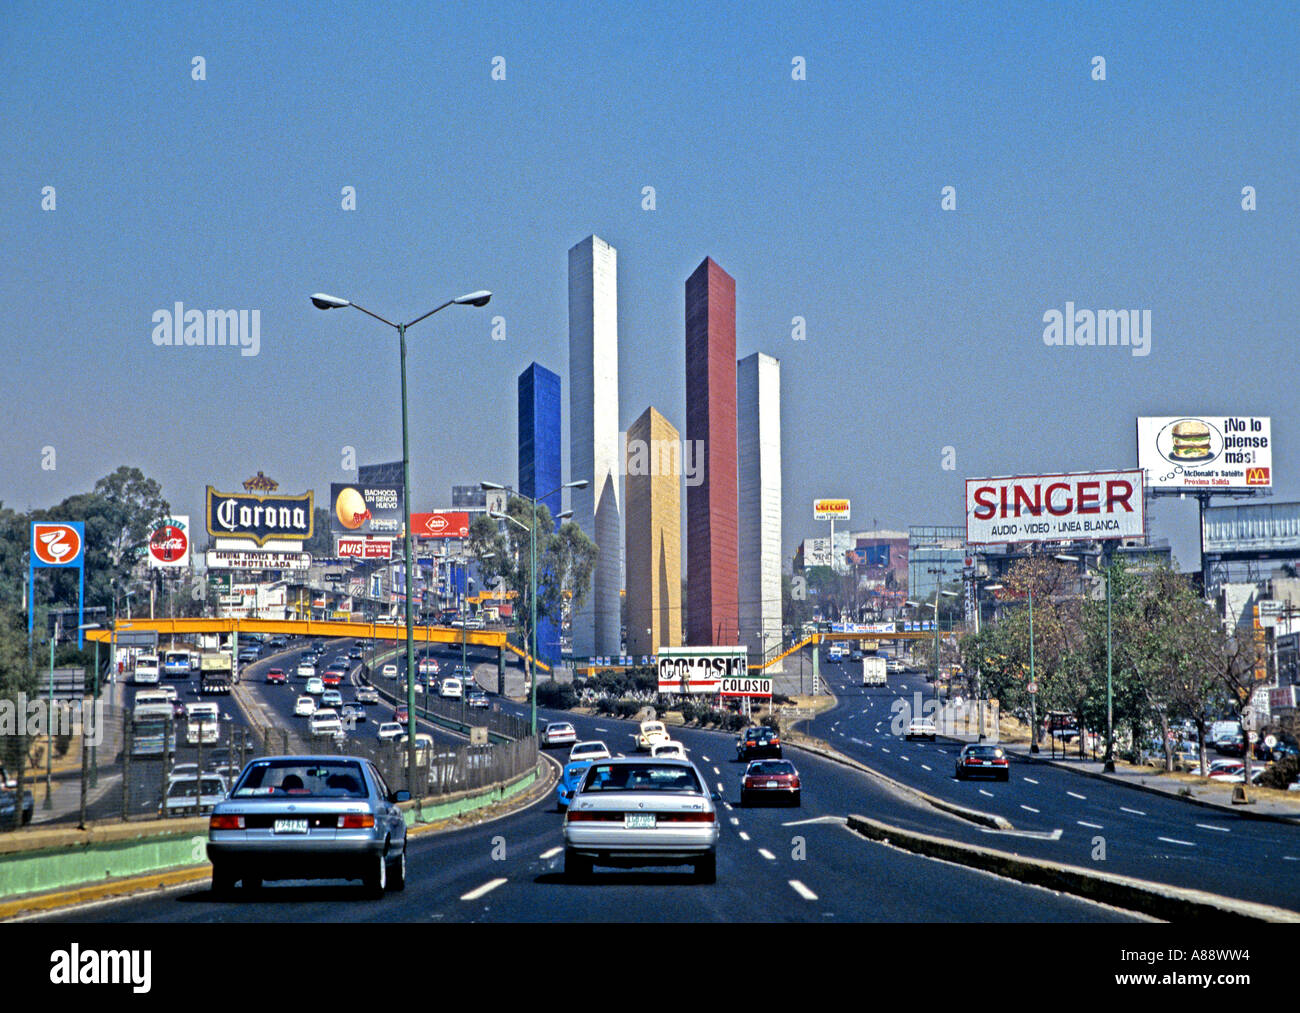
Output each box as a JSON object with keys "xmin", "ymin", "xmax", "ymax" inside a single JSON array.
[
  {"xmin": 581, "ymin": 763, "xmax": 703, "ymax": 794},
  {"xmin": 168, "ymin": 778, "xmax": 224, "ymax": 797},
  {"xmin": 748, "ymin": 761, "xmax": 794, "ymax": 776},
  {"xmin": 233, "ymin": 760, "xmax": 368, "ymax": 798},
  {"xmin": 966, "ymin": 746, "xmax": 1004, "ymax": 758},
  {"xmin": 574, "ymin": 742, "xmax": 603, "ymax": 753}
]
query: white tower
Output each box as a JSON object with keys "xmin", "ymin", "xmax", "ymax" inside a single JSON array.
[
  {"xmin": 737, "ymin": 352, "xmax": 782, "ymax": 664},
  {"xmin": 568, "ymin": 235, "xmax": 622, "ymax": 658}
]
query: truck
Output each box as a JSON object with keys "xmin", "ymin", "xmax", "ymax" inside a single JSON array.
[
  {"xmin": 130, "ymin": 693, "xmax": 178, "ymax": 756},
  {"xmin": 185, "ymin": 702, "xmax": 222, "ymax": 745},
  {"xmin": 200, "ymin": 652, "xmax": 233, "ymax": 695},
  {"xmin": 861, "ymin": 656, "xmax": 887, "ymax": 686}
]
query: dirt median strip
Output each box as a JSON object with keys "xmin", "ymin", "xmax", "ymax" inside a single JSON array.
[{"xmin": 845, "ymin": 813, "xmax": 1300, "ymax": 924}]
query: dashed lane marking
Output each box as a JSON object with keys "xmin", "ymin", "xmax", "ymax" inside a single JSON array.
[
  {"xmin": 1077, "ymin": 821, "xmax": 1104, "ymax": 829},
  {"xmin": 1066, "ymin": 791, "xmax": 1086, "ymax": 800},
  {"xmin": 460, "ymin": 878, "xmax": 507, "ymax": 901},
  {"xmin": 539, "ymin": 847, "xmax": 562, "ymax": 859},
  {"xmin": 1157, "ymin": 837, "xmax": 1195, "ymax": 847},
  {"xmin": 757, "ymin": 848, "xmax": 776, "ymax": 860},
  {"xmin": 789, "ymin": 880, "xmax": 818, "ymax": 901},
  {"xmin": 1121, "ymin": 807, "xmax": 1147, "ymax": 816}
]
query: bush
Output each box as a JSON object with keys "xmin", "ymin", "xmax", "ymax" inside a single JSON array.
[
  {"xmin": 614, "ymin": 699, "xmax": 640, "ymax": 719},
  {"xmin": 536, "ymin": 681, "xmax": 578, "ymax": 710},
  {"xmin": 1259, "ymin": 755, "xmax": 1300, "ymax": 790}
]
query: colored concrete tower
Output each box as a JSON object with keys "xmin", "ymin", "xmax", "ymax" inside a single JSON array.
[
  {"xmin": 625, "ymin": 406, "xmax": 683, "ymax": 658},
  {"xmin": 568, "ymin": 235, "xmax": 622, "ymax": 658},
  {"xmin": 518, "ymin": 361, "xmax": 562, "ymax": 662},
  {"xmin": 685, "ymin": 257, "xmax": 739, "ymax": 647},
  {"xmin": 738, "ymin": 352, "xmax": 782, "ymax": 663}
]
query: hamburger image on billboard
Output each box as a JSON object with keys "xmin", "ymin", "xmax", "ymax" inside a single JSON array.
[
  {"xmin": 1137, "ymin": 416, "xmax": 1271, "ymax": 489},
  {"xmin": 1163, "ymin": 418, "xmax": 1218, "ymax": 463}
]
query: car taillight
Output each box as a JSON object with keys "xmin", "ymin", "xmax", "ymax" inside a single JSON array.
[
  {"xmin": 658, "ymin": 812, "xmax": 715, "ymax": 823},
  {"xmin": 770, "ymin": 738, "xmax": 780, "ymax": 745},
  {"xmin": 338, "ymin": 814, "xmax": 375, "ymax": 829},
  {"xmin": 565, "ymin": 810, "xmax": 622, "ymax": 821},
  {"xmin": 994, "ymin": 758, "xmax": 1008, "ymax": 765},
  {"xmin": 967, "ymin": 757, "xmax": 981, "ymax": 764},
  {"xmin": 209, "ymin": 814, "xmax": 244, "ymax": 830}
]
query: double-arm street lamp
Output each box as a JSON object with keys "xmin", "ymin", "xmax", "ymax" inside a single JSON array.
[
  {"xmin": 1056, "ymin": 551, "xmax": 1115, "ymax": 772},
  {"xmin": 481, "ymin": 480, "xmax": 586, "ymax": 736},
  {"xmin": 312, "ymin": 288, "xmax": 492, "ymax": 789},
  {"xmin": 906, "ymin": 589, "xmax": 959, "ymax": 715}
]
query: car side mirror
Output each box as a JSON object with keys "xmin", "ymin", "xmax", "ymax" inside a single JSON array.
[
  {"xmin": 711, "ymin": 791, "xmax": 723, "ymax": 801},
  {"xmin": 392, "ymin": 790, "xmax": 411, "ymax": 803}
]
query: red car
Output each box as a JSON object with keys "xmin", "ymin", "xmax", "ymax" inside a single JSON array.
[
  {"xmin": 265, "ymin": 668, "xmax": 287, "ymax": 685},
  {"xmin": 740, "ymin": 759, "xmax": 801, "ymax": 806},
  {"xmin": 321, "ymin": 671, "xmax": 344, "ymax": 688},
  {"xmin": 394, "ymin": 705, "xmax": 409, "ymax": 723}
]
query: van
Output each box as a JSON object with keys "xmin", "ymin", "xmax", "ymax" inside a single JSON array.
[{"xmin": 134, "ymin": 655, "xmax": 161, "ymax": 685}]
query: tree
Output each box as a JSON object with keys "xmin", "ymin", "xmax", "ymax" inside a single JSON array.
[{"xmin": 1208, "ymin": 620, "xmax": 1268, "ymax": 785}]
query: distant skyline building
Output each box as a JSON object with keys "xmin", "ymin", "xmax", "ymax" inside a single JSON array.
[
  {"xmin": 624, "ymin": 406, "xmax": 683, "ymax": 659},
  {"xmin": 737, "ymin": 352, "xmax": 782, "ymax": 663},
  {"xmin": 518, "ymin": 361, "xmax": 562, "ymax": 662},
  {"xmin": 568, "ymin": 235, "xmax": 622, "ymax": 657},
  {"xmin": 684, "ymin": 257, "xmax": 739, "ymax": 647}
]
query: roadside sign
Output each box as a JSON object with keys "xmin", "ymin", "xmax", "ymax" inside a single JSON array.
[
  {"xmin": 1266, "ymin": 734, "xmax": 1278, "ymax": 749},
  {"xmin": 1027, "ymin": 681, "xmax": 1038, "ymax": 694},
  {"xmin": 113, "ymin": 630, "xmax": 159, "ymax": 648}
]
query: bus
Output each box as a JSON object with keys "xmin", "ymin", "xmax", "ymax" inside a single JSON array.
[
  {"xmin": 130, "ymin": 693, "xmax": 177, "ymax": 756},
  {"xmin": 163, "ymin": 649, "xmax": 199, "ymax": 679},
  {"xmin": 133, "ymin": 654, "xmax": 161, "ymax": 685}
]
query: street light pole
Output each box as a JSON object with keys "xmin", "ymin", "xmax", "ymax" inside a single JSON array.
[
  {"xmin": 312, "ymin": 287, "xmax": 492, "ymax": 792},
  {"xmin": 1028, "ymin": 583, "xmax": 1038, "ymax": 754}
]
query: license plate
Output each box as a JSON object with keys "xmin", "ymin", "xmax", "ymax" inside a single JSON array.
[
  {"xmin": 981, "ymin": 761, "xmax": 990, "ymax": 766},
  {"xmin": 765, "ymin": 780, "xmax": 779, "ymax": 788},
  {"xmin": 624, "ymin": 813, "xmax": 656, "ymax": 829},
  {"xmin": 273, "ymin": 819, "xmax": 308, "ymax": 834}
]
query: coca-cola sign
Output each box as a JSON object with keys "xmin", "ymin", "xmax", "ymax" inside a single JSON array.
[{"xmin": 148, "ymin": 515, "xmax": 190, "ymax": 569}]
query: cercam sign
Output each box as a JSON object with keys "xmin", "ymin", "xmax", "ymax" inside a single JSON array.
[{"xmin": 966, "ymin": 470, "xmax": 1144, "ymax": 545}]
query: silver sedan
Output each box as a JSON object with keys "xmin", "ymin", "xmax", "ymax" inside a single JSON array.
[
  {"xmin": 207, "ymin": 755, "xmax": 409, "ymax": 898},
  {"xmin": 562, "ymin": 757, "xmax": 720, "ymax": 882}
]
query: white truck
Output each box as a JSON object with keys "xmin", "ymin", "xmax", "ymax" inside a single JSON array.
[{"xmin": 861, "ymin": 656, "xmax": 887, "ymax": 686}]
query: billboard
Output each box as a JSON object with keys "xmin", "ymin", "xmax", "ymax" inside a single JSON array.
[
  {"xmin": 331, "ymin": 482, "xmax": 403, "ymax": 536},
  {"xmin": 966, "ymin": 470, "xmax": 1145, "ymax": 545},
  {"xmin": 411, "ymin": 511, "xmax": 471, "ymax": 540},
  {"xmin": 657, "ymin": 646, "xmax": 747, "ymax": 694},
  {"xmin": 206, "ymin": 487, "xmax": 313, "ymax": 545},
  {"xmin": 814, "ymin": 498, "xmax": 850, "ymax": 520},
  {"xmin": 147, "ymin": 515, "xmax": 191, "ymax": 568},
  {"xmin": 206, "ymin": 549, "xmax": 311, "ymax": 571},
  {"xmin": 336, "ymin": 535, "xmax": 393, "ymax": 560},
  {"xmin": 1137, "ymin": 416, "xmax": 1272, "ymax": 489}
]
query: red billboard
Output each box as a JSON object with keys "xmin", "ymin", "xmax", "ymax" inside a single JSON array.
[
  {"xmin": 336, "ymin": 536, "xmax": 393, "ymax": 559},
  {"xmin": 411, "ymin": 511, "xmax": 470, "ymax": 540}
]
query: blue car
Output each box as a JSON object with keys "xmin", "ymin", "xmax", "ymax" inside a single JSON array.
[{"xmin": 555, "ymin": 760, "xmax": 593, "ymax": 811}]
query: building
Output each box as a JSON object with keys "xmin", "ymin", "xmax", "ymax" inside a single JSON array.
[
  {"xmin": 568, "ymin": 235, "xmax": 622, "ymax": 657},
  {"xmin": 737, "ymin": 352, "xmax": 782, "ymax": 662},
  {"xmin": 685, "ymin": 256, "xmax": 739, "ymax": 647},
  {"xmin": 451, "ymin": 485, "xmax": 487, "ymax": 510},
  {"xmin": 909, "ymin": 525, "xmax": 967, "ymax": 602},
  {"xmin": 518, "ymin": 361, "xmax": 563, "ymax": 662},
  {"xmin": 624, "ymin": 406, "xmax": 682, "ymax": 657}
]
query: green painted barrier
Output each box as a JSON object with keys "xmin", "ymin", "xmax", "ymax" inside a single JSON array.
[{"xmin": 0, "ymin": 830, "xmax": 205, "ymax": 900}]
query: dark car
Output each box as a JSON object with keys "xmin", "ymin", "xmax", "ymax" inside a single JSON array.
[
  {"xmin": 740, "ymin": 759, "xmax": 801, "ymax": 807},
  {"xmin": 736, "ymin": 726, "xmax": 782, "ymax": 762},
  {"xmin": 955, "ymin": 743, "xmax": 1010, "ymax": 781},
  {"xmin": 467, "ymin": 689, "xmax": 489, "ymax": 709},
  {"xmin": 1216, "ymin": 735, "xmax": 1247, "ymax": 757},
  {"xmin": 0, "ymin": 765, "xmax": 34, "ymax": 827},
  {"xmin": 349, "ymin": 648, "xmax": 363, "ymax": 660}
]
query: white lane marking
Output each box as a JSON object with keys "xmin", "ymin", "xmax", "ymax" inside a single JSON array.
[
  {"xmin": 936, "ymin": 748, "xmax": 949, "ymax": 754},
  {"xmin": 862, "ymin": 708, "xmax": 870, "ymax": 714},
  {"xmin": 1023, "ymin": 777, "xmax": 1039, "ymax": 785},
  {"xmin": 979, "ymin": 789, "xmax": 994, "ymax": 797},
  {"xmin": 712, "ymin": 766, "xmax": 720, "ymax": 775},
  {"xmin": 900, "ymin": 755, "xmax": 910, "ymax": 762},
  {"xmin": 757, "ymin": 848, "xmax": 776, "ymax": 860},
  {"xmin": 1077, "ymin": 821, "xmax": 1104, "ymax": 829},
  {"xmin": 881, "ymin": 747, "xmax": 891, "ymax": 753},
  {"xmin": 1121, "ymin": 807, "xmax": 1147, "ymax": 816},
  {"xmin": 783, "ymin": 816, "xmax": 846, "ymax": 826},
  {"xmin": 717, "ymin": 782, "xmax": 725, "ymax": 794},
  {"xmin": 921, "ymin": 764, "xmax": 932, "ymax": 771},
  {"xmin": 789, "ymin": 880, "xmax": 818, "ymax": 901},
  {"xmin": 723, "ymin": 802, "xmax": 732, "ymax": 810},
  {"xmin": 1196, "ymin": 823, "xmax": 1230, "ymax": 833},
  {"xmin": 1066, "ymin": 791, "xmax": 1086, "ymax": 800},
  {"xmin": 850, "ymin": 737, "xmax": 864, "ymax": 744},
  {"xmin": 1158, "ymin": 837, "xmax": 1196, "ymax": 847},
  {"xmin": 738, "ymin": 831, "xmax": 750, "ymax": 841},
  {"xmin": 730, "ymin": 817, "xmax": 739, "ymax": 826},
  {"xmin": 1285, "ymin": 856, "xmax": 1300, "ymax": 861},
  {"xmin": 595, "ymin": 727, "xmax": 608, "ymax": 732},
  {"xmin": 1020, "ymin": 805, "xmax": 1040, "ymax": 813},
  {"xmin": 460, "ymin": 878, "xmax": 507, "ymax": 901},
  {"xmin": 539, "ymin": 847, "xmax": 562, "ymax": 860}
]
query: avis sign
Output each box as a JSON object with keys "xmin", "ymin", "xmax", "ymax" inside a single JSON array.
[
  {"xmin": 656, "ymin": 647, "xmax": 748, "ymax": 695},
  {"xmin": 966, "ymin": 470, "xmax": 1145, "ymax": 545}
]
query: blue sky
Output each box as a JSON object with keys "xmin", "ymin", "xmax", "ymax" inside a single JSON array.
[{"xmin": 3, "ymin": 1, "xmax": 1297, "ymax": 570}]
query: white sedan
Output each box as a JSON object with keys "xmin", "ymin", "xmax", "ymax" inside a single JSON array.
[
  {"xmin": 569, "ymin": 741, "xmax": 612, "ymax": 763},
  {"xmin": 381, "ymin": 663, "xmax": 399, "ymax": 679},
  {"xmin": 294, "ymin": 695, "xmax": 317, "ymax": 717},
  {"xmin": 650, "ymin": 741, "xmax": 687, "ymax": 760},
  {"xmin": 541, "ymin": 722, "xmax": 577, "ymax": 748},
  {"xmin": 439, "ymin": 677, "xmax": 463, "ymax": 699},
  {"xmin": 905, "ymin": 718, "xmax": 937, "ymax": 741},
  {"xmin": 377, "ymin": 722, "xmax": 404, "ymax": 742}
]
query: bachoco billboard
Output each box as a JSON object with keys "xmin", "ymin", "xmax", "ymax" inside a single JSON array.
[{"xmin": 966, "ymin": 469, "xmax": 1145, "ymax": 546}]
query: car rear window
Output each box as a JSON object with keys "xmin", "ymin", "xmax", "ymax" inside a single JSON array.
[
  {"xmin": 581, "ymin": 763, "xmax": 703, "ymax": 794},
  {"xmin": 966, "ymin": 746, "xmax": 1004, "ymax": 758},
  {"xmin": 233, "ymin": 760, "xmax": 368, "ymax": 798},
  {"xmin": 748, "ymin": 761, "xmax": 794, "ymax": 776}
]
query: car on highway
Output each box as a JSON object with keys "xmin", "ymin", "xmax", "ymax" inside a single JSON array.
[
  {"xmin": 268, "ymin": 636, "xmax": 287, "ymax": 649},
  {"xmin": 735, "ymin": 726, "xmax": 782, "ymax": 761},
  {"xmin": 650, "ymin": 741, "xmax": 687, "ymax": 760},
  {"xmin": 321, "ymin": 670, "xmax": 345, "ymax": 688},
  {"xmin": 569, "ymin": 741, "xmax": 611, "ymax": 763},
  {"xmin": 207, "ymin": 755, "xmax": 409, "ymax": 897},
  {"xmin": 340, "ymin": 703, "xmax": 366, "ymax": 724},
  {"xmin": 740, "ymin": 758, "xmax": 801, "ymax": 806},
  {"xmin": 906, "ymin": 717, "xmax": 937, "ymax": 741},
  {"xmin": 305, "ymin": 677, "xmax": 325, "ymax": 696},
  {"xmin": 355, "ymin": 686, "xmax": 380, "ymax": 705},
  {"xmin": 162, "ymin": 773, "xmax": 229, "ymax": 816},
  {"xmin": 555, "ymin": 759, "xmax": 594, "ymax": 810},
  {"xmin": 349, "ymin": 647, "xmax": 364, "ymax": 660},
  {"xmin": 394, "ymin": 705, "xmax": 409, "ymax": 724},
  {"xmin": 634, "ymin": 720, "xmax": 670, "ymax": 752},
  {"xmin": 418, "ymin": 657, "xmax": 440, "ymax": 676},
  {"xmin": 562, "ymin": 757, "xmax": 720, "ymax": 882},
  {"xmin": 439, "ymin": 677, "xmax": 463, "ymax": 699},
  {"xmin": 467, "ymin": 688, "xmax": 489, "ymax": 708},
  {"xmin": 954, "ymin": 743, "xmax": 1010, "ymax": 781},
  {"xmin": 265, "ymin": 667, "xmax": 287, "ymax": 685},
  {"xmin": 377, "ymin": 722, "xmax": 404, "ymax": 742},
  {"xmin": 541, "ymin": 721, "xmax": 577, "ymax": 748},
  {"xmin": 309, "ymin": 709, "xmax": 343, "ymax": 737},
  {"xmin": 238, "ymin": 645, "xmax": 261, "ymax": 663},
  {"xmin": 294, "ymin": 693, "xmax": 317, "ymax": 717},
  {"xmin": 296, "ymin": 661, "xmax": 316, "ymax": 679},
  {"xmin": 886, "ymin": 658, "xmax": 904, "ymax": 674},
  {"xmin": 321, "ymin": 689, "xmax": 344, "ymax": 709},
  {"xmin": 0, "ymin": 763, "xmax": 35, "ymax": 827},
  {"xmin": 381, "ymin": 663, "xmax": 399, "ymax": 679}
]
